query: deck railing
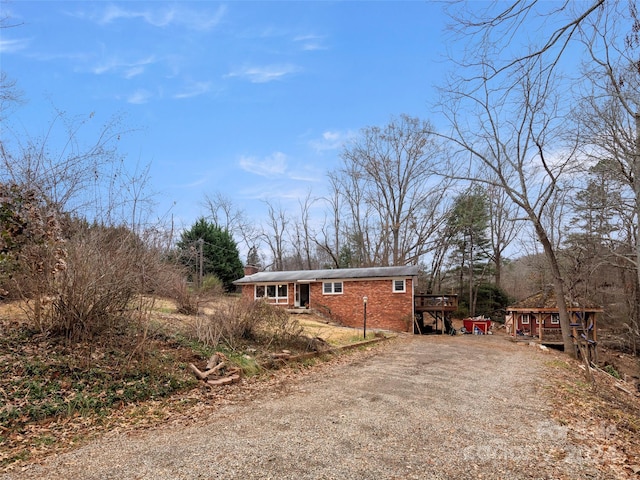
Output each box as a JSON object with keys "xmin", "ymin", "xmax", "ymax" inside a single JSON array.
[{"xmin": 414, "ymin": 294, "xmax": 458, "ymax": 309}]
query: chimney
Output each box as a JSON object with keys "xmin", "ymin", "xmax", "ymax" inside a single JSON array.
[{"xmin": 244, "ymin": 265, "xmax": 259, "ymax": 276}]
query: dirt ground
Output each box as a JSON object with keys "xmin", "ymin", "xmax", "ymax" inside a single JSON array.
[{"xmin": 3, "ymin": 334, "xmax": 638, "ymax": 480}]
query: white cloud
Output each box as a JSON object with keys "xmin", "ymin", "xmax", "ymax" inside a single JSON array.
[
  {"xmin": 0, "ymin": 38, "xmax": 29, "ymax": 54},
  {"xmin": 94, "ymin": 4, "xmax": 226, "ymax": 31},
  {"xmin": 92, "ymin": 55, "xmax": 156, "ymax": 77},
  {"xmin": 174, "ymin": 81, "xmax": 212, "ymax": 99},
  {"xmin": 289, "ymin": 168, "xmax": 323, "ymax": 183},
  {"xmin": 225, "ymin": 64, "xmax": 299, "ymax": 83},
  {"xmin": 127, "ymin": 89, "xmax": 152, "ymax": 104},
  {"xmin": 124, "ymin": 66, "xmax": 145, "ymax": 79},
  {"xmin": 239, "ymin": 152, "xmax": 288, "ymax": 177},
  {"xmin": 294, "ymin": 34, "xmax": 327, "ymax": 51},
  {"xmin": 309, "ymin": 130, "xmax": 354, "ymax": 152}
]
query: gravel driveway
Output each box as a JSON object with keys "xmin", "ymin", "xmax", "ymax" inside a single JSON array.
[{"xmin": 2, "ymin": 335, "xmax": 613, "ymax": 480}]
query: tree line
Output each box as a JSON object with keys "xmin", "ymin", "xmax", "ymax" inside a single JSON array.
[{"xmin": 1, "ymin": 1, "xmax": 639, "ymax": 356}]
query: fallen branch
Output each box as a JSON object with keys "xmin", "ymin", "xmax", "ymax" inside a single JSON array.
[
  {"xmin": 614, "ymin": 383, "xmax": 634, "ymax": 396},
  {"xmin": 206, "ymin": 353, "xmax": 226, "ymax": 369},
  {"xmin": 206, "ymin": 374, "xmax": 241, "ymax": 386},
  {"xmin": 188, "ymin": 362, "xmax": 227, "ymax": 380},
  {"xmin": 271, "ymin": 352, "xmax": 291, "ymax": 359},
  {"xmin": 189, "ymin": 352, "xmax": 242, "ymax": 387}
]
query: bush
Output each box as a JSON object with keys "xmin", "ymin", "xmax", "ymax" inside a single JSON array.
[
  {"xmin": 9, "ymin": 222, "xmax": 166, "ymax": 347},
  {"xmin": 201, "ymin": 274, "xmax": 224, "ymax": 297},
  {"xmin": 190, "ymin": 299, "xmax": 303, "ymax": 351},
  {"xmin": 173, "ymin": 279, "xmax": 199, "ymax": 316},
  {"xmin": 47, "ymin": 226, "xmax": 150, "ymax": 341}
]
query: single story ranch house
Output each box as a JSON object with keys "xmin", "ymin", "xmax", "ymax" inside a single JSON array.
[{"xmin": 233, "ymin": 265, "xmax": 419, "ymax": 332}]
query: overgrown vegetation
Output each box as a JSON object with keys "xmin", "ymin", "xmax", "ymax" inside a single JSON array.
[
  {"xmin": 189, "ymin": 298, "xmax": 327, "ymax": 355},
  {"xmin": 0, "ymin": 316, "xmax": 200, "ymax": 467},
  {"xmin": 0, "ymin": 296, "xmax": 346, "ymax": 468}
]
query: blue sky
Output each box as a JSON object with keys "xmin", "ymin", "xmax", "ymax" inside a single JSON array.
[{"xmin": 1, "ymin": 1, "xmax": 452, "ymax": 230}]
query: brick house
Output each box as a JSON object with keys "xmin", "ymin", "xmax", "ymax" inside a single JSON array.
[{"xmin": 233, "ymin": 265, "xmax": 419, "ymax": 332}]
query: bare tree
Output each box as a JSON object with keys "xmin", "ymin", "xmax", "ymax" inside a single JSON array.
[
  {"xmin": 314, "ymin": 174, "xmax": 344, "ymax": 268},
  {"xmin": 485, "ymin": 181, "xmax": 522, "ymax": 288},
  {"xmin": 0, "ymin": 9, "xmax": 24, "ymax": 119},
  {"xmin": 568, "ymin": 2, "xmax": 640, "ymax": 345},
  {"xmin": 262, "ymin": 200, "xmax": 289, "ymax": 271},
  {"xmin": 285, "ymin": 190, "xmax": 316, "ymax": 270},
  {"xmin": 1, "ymin": 109, "xmax": 135, "ymax": 222},
  {"xmin": 437, "ymin": 55, "xmax": 579, "ymax": 354},
  {"xmin": 440, "ymin": 0, "xmax": 640, "ymax": 356},
  {"xmin": 202, "ymin": 192, "xmax": 260, "ymax": 253},
  {"xmin": 331, "ymin": 114, "xmax": 449, "ymax": 266}
]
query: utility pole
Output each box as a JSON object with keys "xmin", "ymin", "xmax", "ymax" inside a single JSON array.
[{"xmin": 198, "ymin": 238, "xmax": 204, "ymax": 289}]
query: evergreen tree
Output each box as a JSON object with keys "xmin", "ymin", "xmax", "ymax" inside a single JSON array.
[
  {"xmin": 178, "ymin": 218, "xmax": 244, "ymax": 291},
  {"xmin": 246, "ymin": 245, "xmax": 261, "ymax": 268},
  {"xmin": 446, "ymin": 187, "xmax": 491, "ymax": 316}
]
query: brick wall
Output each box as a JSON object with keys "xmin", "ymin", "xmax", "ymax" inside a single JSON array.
[
  {"xmin": 310, "ymin": 279, "xmax": 413, "ymax": 332},
  {"xmin": 240, "ymin": 278, "xmax": 415, "ymax": 332},
  {"xmin": 240, "ymin": 285, "xmax": 254, "ymax": 302}
]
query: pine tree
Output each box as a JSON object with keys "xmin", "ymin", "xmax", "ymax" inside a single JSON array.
[
  {"xmin": 177, "ymin": 218, "xmax": 244, "ymax": 291},
  {"xmin": 446, "ymin": 187, "xmax": 491, "ymax": 316}
]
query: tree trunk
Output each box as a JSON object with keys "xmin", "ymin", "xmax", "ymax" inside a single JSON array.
[
  {"xmin": 469, "ymin": 231, "xmax": 475, "ymax": 317},
  {"xmin": 534, "ymin": 221, "xmax": 575, "ymax": 356},
  {"xmin": 634, "ymin": 113, "xmax": 640, "ymax": 335},
  {"xmin": 494, "ymin": 250, "xmax": 502, "ymax": 289}
]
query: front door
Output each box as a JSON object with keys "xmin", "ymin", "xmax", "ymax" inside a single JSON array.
[{"xmin": 295, "ymin": 283, "xmax": 310, "ymax": 308}]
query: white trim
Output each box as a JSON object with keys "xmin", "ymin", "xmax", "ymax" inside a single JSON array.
[
  {"xmin": 392, "ymin": 278, "xmax": 406, "ymax": 293},
  {"xmin": 551, "ymin": 313, "xmax": 560, "ymax": 325},
  {"xmin": 323, "ymin": 281, "xmax": 343, "ymax": 295},
  {"xmin": 255, "ymin": 283, "xmax": 288, "ymax": 304}
]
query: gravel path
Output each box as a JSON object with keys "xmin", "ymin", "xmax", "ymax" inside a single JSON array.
[{"xmin": 2, "ymin": 335, "xmax": 612, "ymax": 479}]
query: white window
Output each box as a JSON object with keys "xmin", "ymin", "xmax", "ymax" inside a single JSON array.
[
  {"xmin": 392, "ymin": 279, "xmax": 406, "ymax": 293},
  {"xmin": 521, "ymin": 314, "xmax": 530, "ymax": 325},
  {"xmin": 255, "ymin": 284, "xmax": 288, "ymax": 303},
  {"xmin": 323, "ymin": 281, "xmax": 343, "ymax": 294},
  {"xmin": 551, "ymin": 314, "xmax": 560, "ymax": 325}
]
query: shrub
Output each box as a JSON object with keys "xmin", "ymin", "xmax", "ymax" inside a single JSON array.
[
  {"xmin": 603, "ymin": 364, "xmax": 621, "ymax": 379},
  {"xmin": 47, "ymin": 226, "xmax": 145, "ymax": 341},
  {"xmin": 201, "ymin": 274, "xmax": 224, "ymax": 297},
  {"xmin": 189, "ymin": 299, "xmax": 303, "ymax": 351}
]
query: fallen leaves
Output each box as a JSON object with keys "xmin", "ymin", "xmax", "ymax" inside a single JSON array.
[{"xmin": 546, "ymin": 354, "xmax": 640, "ymax": 479}]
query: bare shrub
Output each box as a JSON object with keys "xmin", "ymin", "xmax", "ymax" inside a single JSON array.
[
  {"xmin": 142, "ymin": 258, "xmax": 197, "ymax": 315},
  {"xmin": 257, "ymin": 304, "xmax": 304, "ymax": 350},
  {"xmin": 172, "ymin": 278, "xmax": 199, "ymax": 316},
  {"xmin": 189, "ymin": 299, "xmax": 304, "ymax": 351},
  {"xmin": 45, "ymin": 227, "xmax": 143, "ymax": 341}
]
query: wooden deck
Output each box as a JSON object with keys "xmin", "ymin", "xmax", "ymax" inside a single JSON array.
[
  {"xmin": 413, "ymin": 294, "xmax": 458, "ymax": 334},
  {"xmin": 414, "ymin": 294, "xmax": 458, "ymax": 313}
]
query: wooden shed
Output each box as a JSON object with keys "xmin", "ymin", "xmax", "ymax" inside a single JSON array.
[{"xmin": 505, "ymin": 288, "xmax": 603, "ymax": 345}]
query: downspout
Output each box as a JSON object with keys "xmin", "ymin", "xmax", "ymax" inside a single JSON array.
[{"xmin": 411, "ymin": 275, "xmax": 416, "ymax": 334}]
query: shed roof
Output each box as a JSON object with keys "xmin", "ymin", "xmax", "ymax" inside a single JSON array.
[
  {"xmin": 233, "ymin": 265, "xmax": 419, "ymax": 285},
  {"xmin": 507, "ymin": 288, "xmax": 603, "ymax": 312}
]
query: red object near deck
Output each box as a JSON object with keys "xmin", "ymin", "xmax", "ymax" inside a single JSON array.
[{"xmin": 463, "ymin": 317, "xmax": 491, "ymax": 334}]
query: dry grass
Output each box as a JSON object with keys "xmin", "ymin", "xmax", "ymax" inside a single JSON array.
[
  {"xmin": 143, "ymin": 297, "xmax": 373, "ymax": 347},
  {"xmin": 296, "ymin": 316, "xmax": 371, "ymax": 346},
  {"xmin": 0, "ymin": 296, "xmax": 374, "ymax": 470}
]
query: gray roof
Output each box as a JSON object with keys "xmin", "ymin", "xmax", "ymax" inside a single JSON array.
[{"xmin": 233, "ymin": 265, "xmax": 419, "ymax": 285}]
